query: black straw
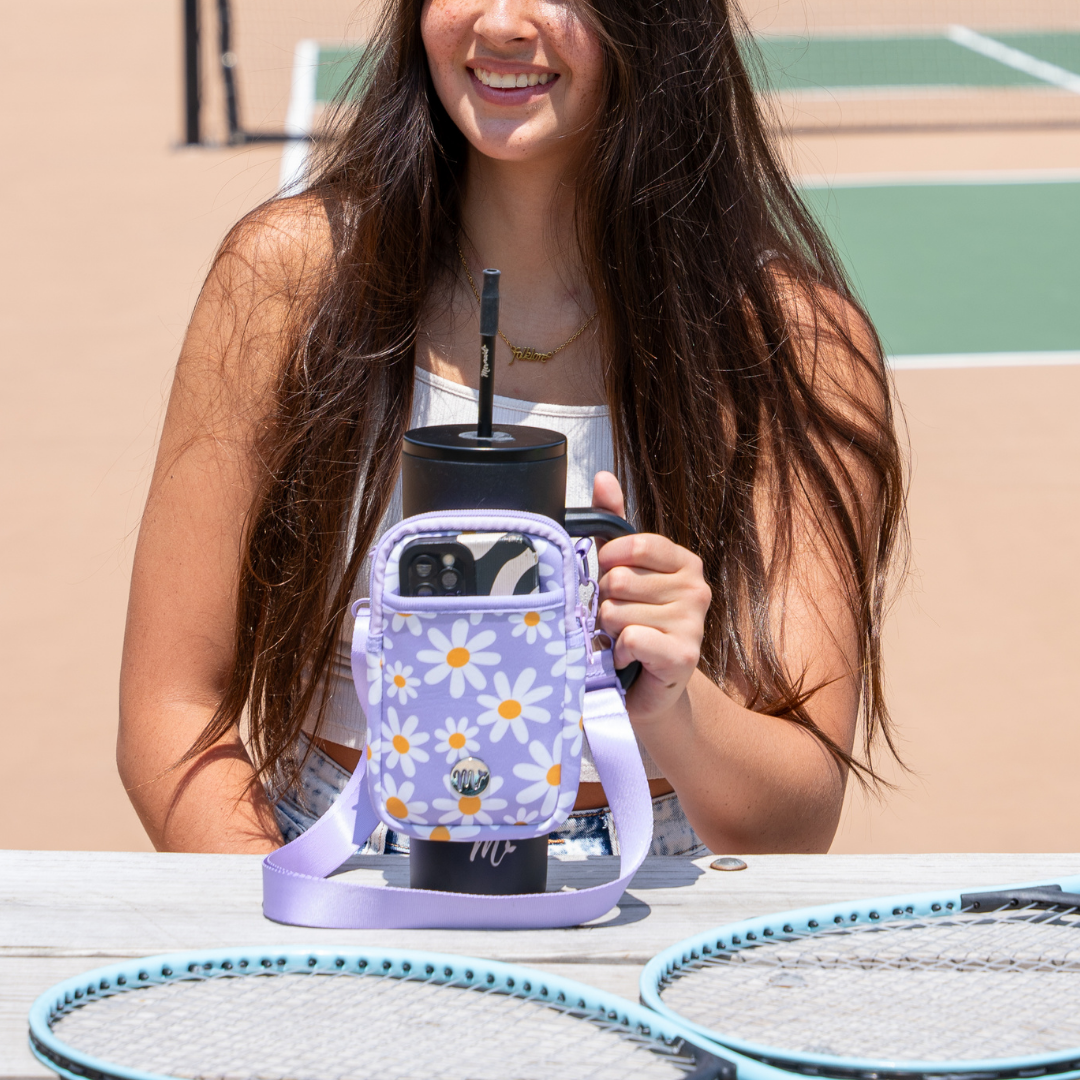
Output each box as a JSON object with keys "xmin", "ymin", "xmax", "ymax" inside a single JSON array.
[{"xmin": 478, "ymin": 269, "xmax": 500, "ymax": 438}]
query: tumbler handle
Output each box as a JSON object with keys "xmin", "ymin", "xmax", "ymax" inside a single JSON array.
[{"xmin": 563, "ymin": 507, "xmax": 641, "ymax": 691}]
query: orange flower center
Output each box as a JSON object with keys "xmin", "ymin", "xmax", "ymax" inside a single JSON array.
[
  {"xmin": 365, "ymin": 744, "xmax": 372, "ymax": 760},
  {"xmin": 546, "ymin": 764, "xmax": 562, "ymax": 787},
  {"xmin": 446, "ymin": 647, "xmax": 470, "ymax": 668},
  {"xmin": 393, "ymin": 674, "xmax": 407, "ymax": 688},
  {"xmin": 524, "ymin": 611, "xmax": 540, "ymax": 627},
  {"xmin": 429, "ymin": 826, "xmax": 451, "ymax": 841},
  {"xmin": 448, "ymin": 732, "xmax": 466, "ymax": 749},
  {"xmin": 392, "ymin": 734, "xmax": 410, "ymax": 755},
  {"xmin": 498, "ymin": 699, "xmax": 522, "ymax": 720},
  {"xmin": 458, "ymin": 795, "xmax": 482, "ymax": 816},
  {"xmin": 385, "ymin": 796, "xmax": 408, "ymax": 819}
]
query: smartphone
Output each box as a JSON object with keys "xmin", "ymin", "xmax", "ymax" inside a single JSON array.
[{"xmin": 401, "ymin": 532, "xmax": 539, "ymax": 597}]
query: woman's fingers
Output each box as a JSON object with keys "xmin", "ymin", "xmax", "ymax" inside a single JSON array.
[
  {"xmin": 591, "ymin": 470, "xmax": 625, "ymax": 519},
  {"xmin": 599, "ymin": 532, "xmax": 701, "ymax": 576}
]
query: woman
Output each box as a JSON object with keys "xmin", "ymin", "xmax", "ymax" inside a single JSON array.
[{"xmin": 118, "ymin": 0, "xmax": 905, "ymax": 857}]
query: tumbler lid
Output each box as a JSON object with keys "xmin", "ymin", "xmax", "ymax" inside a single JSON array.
[{"xmin": 403, "ymin": 423, "xmax": 566, "ymax": 464}]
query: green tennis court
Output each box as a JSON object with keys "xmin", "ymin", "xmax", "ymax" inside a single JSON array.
[
  {"xmin": 803, "ymin": 180, "xmax": 1080, "ymax": 356},
  {"xmin": 755, "ymin": 32, "xmax": 1080, "ymax": 91}
]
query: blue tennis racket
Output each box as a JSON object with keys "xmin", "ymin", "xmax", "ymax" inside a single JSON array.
[
  {"xmin": 641, "ymin": 875, "xmax": 1080, "ymax": 1080},
  {"xmin": 29, "ymin": 946, "xmax": 793, "ymax": 1080}
]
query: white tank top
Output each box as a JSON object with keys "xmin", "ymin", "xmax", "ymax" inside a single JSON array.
[{"xmin": 302, "ymin": 366, "xmax": 664, "ymax": 782}]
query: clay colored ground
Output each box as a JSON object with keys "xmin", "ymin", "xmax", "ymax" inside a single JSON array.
[{"xmin": 1, "ymin": 1, "xmax": 1078, "ymax": 853}]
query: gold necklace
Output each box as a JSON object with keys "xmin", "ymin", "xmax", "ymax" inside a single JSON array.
[{"xmin": 455, "ymin": 241, "xmax": 597, "ymax": 364}]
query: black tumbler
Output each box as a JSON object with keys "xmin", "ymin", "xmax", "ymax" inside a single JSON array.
[{"xmin": 402, "ymin": 421, "xmax": 635, "ymax": 895}]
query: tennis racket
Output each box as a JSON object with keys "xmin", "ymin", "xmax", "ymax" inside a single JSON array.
[
  {"xmin": 29, "ymin": 945, "xmax": 791, "ymax": 1080},
  {"xmin": 641, "ymin": 874, "xmax": 1080, "ymax": 1080}
]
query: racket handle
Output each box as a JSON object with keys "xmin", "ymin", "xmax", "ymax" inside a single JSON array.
[{"xmin": 962, "ymin": 884, "xmax": 1080, "ymax": 911}]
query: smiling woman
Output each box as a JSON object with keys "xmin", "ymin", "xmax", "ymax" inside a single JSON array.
[{"xmin": 117, "ymin": 0, "xmax": 906, "ymax": 859}]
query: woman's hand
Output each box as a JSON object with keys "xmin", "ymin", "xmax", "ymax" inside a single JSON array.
[{"xmin": 590, "ymin": 471, "xmax": 713, "ymax": 724}]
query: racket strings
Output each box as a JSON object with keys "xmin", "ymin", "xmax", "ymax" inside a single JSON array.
[
  {"xmin": 51, "ymin": 969, "xmax": 699, "ymax": 1080},
  {"xmin": 658, "ymin": 906, "xmax": 1080, "ymax": 1063}
]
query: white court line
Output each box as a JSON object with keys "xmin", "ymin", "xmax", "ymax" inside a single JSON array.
[
  {"xmin": 889, "ymin": 352, "xmax": 1080, "ymax": 370},
  {"xmin": 279, "ymin": 39, "xmax": 320, "ymax": 195},
  {"xmin": 796, "ymin": 168, "xmax": 1080, "ymax": 189},
  {"xmin": 947, "ymin": 25, "xmax": 1080, "ymax": 95}
]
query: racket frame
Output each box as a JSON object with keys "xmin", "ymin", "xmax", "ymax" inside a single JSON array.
[
  {"xmin": 28, "ymin": 945, "xmax": 781, "ymax": 1080},
  {"xmin": 641, "ymin": 873, "xmax": 1080, "ymax": 1080}
]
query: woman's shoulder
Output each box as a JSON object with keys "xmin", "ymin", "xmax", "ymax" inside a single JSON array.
[{"xmin": 212, "ymin": 192, "xmax": 335, "ymax": 299}]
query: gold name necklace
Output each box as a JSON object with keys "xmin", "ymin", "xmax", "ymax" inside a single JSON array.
[{"xmin": 455, "ymin": 240, "xmax": 597, "ymax": 364}]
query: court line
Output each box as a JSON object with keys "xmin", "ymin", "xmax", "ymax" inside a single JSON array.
[
  {"xmin": 279, "ymin": 38, "xmax": 319, "ymax": 195},
  {"xmin": 947, "ymin": 25, "xmax": 1080, "ymax": 94},
  {"xmin": 797, "ymin": 168, "xmax": 1080, "ymax": 189},
  {"xmin": 889, "ymin": 352, "xmax": 1080, "ymax": 370}
]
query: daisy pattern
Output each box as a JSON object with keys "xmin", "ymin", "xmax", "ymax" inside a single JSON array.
[
  {"xmin": 432, "ymin": 774, "xmax": 507, "ymax": 826},
  {"xmin": 384, "ymin": 661, "xmax": 420, "ymax": 705},
  {"xmin": 434, "ymin": 716, "xmax": 480, "ymax": 764},
  {"xmin": 417, "ymin": 619, "xmax": 500, "ymax": 698},
  {"xmin": 416, "ymin": 823, "xmax": 481, "ymax": 841},
  {"xmin": 560, "ymin": 684, "xmax": 584, "ymax": 756},
  {"xmin": 476, "ymin": 668, "xmax": 553, "ymax": 743},
  {"xmin": 502, "ymin": 807, "xmax": 540, "ymax": 827},
  {"xmin": 366, "ymin": 651, "xmax": 383, "ymax": 706},
  {"xmin": 509, "ymin": 608, "xmax": 556, "ymax": 644},
  {"xmin": 545, "ymin": 634, "xmax": 586, "ymax": 680},
  {"xmin": 380, "ymin": 773, "xmax": 428, "ymax": 825},
  {"xmin": 364, "ymin": 734, "xmax": 383, "ymax": 775},
  {"xmin": 380, "ymin": 707, "xmax": 430, "ymax": 777},
  {"xmin": 391, "ymin": 610, "xmax": 434, "ymax": 636},
  {"xmin": 513, "ymin": 734, "xmax": 576, "ymax": 819}
]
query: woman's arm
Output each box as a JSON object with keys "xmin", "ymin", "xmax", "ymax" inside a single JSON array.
[
  {"xmin": 118, "ymin": 200, "xmax": 327, "ymax": 852},
  {"xmin": 593, "ymin": 298, "xmax": 887, "ymax": 854}
]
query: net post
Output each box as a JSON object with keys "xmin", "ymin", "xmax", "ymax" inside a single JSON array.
[
  {"xmin": 216, "ymin": 0, "xmax": 243, "ymax": 144},
  {"xmin": 182, "ymin": 0, "xmax": 201, "ymax": 144}
]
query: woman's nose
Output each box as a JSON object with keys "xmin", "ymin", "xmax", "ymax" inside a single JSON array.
[{"xmin": 473, "ymin": 0, "xmax": 538, "ymax": 48}]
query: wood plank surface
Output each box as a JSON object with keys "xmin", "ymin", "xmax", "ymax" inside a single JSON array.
[{"xmin": 6, "ymin": 850, "xmax": 1080, "ymax": 1078}]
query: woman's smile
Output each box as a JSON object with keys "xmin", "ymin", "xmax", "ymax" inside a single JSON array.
[{"xmin": 468, "ymin": 64, "xmax": 559, "ymax": 105}]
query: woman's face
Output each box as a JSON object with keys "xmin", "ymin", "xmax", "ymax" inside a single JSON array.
[{"xmin": 421, "ymin": 0, "xmax": 605, "ymax": 166}]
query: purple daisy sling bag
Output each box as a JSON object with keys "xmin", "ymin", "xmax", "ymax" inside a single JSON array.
[{"xmin": 262, "ymin": 509, "xmax": 653, "ymax": 929}]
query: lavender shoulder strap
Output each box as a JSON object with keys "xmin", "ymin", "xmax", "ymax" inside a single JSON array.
[{"xmin": 262, "ymin": 616, "xmax": 653, "ymax": 929}]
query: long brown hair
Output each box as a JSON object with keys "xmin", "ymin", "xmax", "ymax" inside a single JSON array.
[{"xmin": 192, "ymin": 0, "xmax": 906, "ymax": 795}]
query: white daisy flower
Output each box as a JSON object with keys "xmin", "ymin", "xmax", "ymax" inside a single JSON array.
[
  {"xmin": 432, "ymin": 774, "xmax": 507, "ymax": 826},
  {"xmin": 384, "ymin": 661, "xmax": 420, "ymax": 705},
  {"xmin": 561, "ymin": 685, "xmax": 584, "ymax": 756},
  {"xmin": 513, "ymin": 734, "xmax": 576, "ymax": 819},
  {"xmin": 391, "ymin": 610, "xmax": 434, "ymax": 636},
  {"xmin": 434, "ymin": 716, "xmax": 480, "ymax": 764},
  {"xmin": 364, "ymin": 734, "xmax": 383, "ymax": 775},
  {"xmin": 509, "ymin": 608, "xmax": 556, "ymax": 644},
  {"xmin": 416, "ymin": 823, "xmax": 481, "ymax": 841},
  {"xmin": 417, "ymin": 619, "xmax": 500, "ymax": 698},
  {"xmin": 366, "ymin": 652, "xmax": 383, "ymax": 705},
  {"xmin": 545, "ymin": 637, "xmax": 587, "ymax": 680},
  {"xmin": 380, "ymin": 774, "xmax": 428, "ymax": 825},
  {"xmin": 380, "ymin": 706, "xmax": 430, "ymax": 778},
  {"xmin": 476, "ymin": 668, "xmax": 553, "ymax": 744},
  {"xmin": 503, "ymin": 807, "xmax": 541, "ymax": 826}
]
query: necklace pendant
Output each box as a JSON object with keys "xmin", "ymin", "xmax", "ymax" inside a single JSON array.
[{"xmin": 511, "ymin": 345, "xmax": 545, "ymax": 364}]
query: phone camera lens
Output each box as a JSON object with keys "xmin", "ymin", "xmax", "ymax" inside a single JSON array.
[
  {"xmin": 417, "ymin": 584, "xmax": 434, "ymax": 597},
  {"xmin": 439, "ymin": 568, "xmax": 462, "ymax": 592},
  {"xmin": 414, "ymin": 556, "xmax": 436, "ymax": 578}
]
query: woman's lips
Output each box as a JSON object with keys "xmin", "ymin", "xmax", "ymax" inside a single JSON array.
[{"xmin": 468, "ymin": 67, "xmax": 559, "ymax": 105}]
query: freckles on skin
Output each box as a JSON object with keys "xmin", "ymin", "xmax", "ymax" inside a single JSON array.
[{"xmin": 421, "ymin": 0, "xmax": 605, "ymax": 163}]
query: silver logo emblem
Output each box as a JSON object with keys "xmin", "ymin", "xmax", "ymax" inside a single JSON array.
[{"xmin": 450, "ymin": 757, "xmax": 490, "ymax": 797}]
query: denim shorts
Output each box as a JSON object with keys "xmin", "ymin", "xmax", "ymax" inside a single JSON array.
[{"xmin": 272, "ymin": 734, "xmax": 708, "ymax": 858}]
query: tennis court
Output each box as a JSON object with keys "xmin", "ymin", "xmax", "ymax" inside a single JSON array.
[{"xmin": 3, "ymin": 0, "xmax": 1080, "ymax": 857}]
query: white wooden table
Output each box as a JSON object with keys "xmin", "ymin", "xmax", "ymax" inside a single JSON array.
[{"xmin": 5, "ymin": 850, "xmax": 1079, "ymax": 1079}]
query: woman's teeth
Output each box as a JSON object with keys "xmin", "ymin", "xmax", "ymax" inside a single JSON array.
[{"xmin": 474, "ymin": 69, "xmax": 554, "ymax": 88}]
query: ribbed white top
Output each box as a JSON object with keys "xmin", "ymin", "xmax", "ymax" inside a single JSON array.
[{"xmin": 302, "ymin": 366, "xmax": 663, "ymax": 782}]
